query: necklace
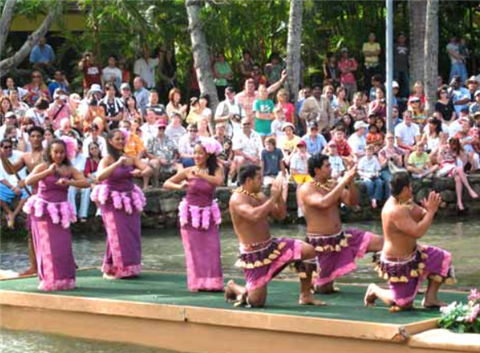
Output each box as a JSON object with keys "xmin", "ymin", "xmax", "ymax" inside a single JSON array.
[
  {"xmin": 311, "ymin": 179, "xmax": 334, "ymax": 192},
  {"xmin": 193, "ymin": 166, "xmax": 209, "ymax": 175},
  {"xmin": 235, "ymin": 187, "xmax": 259, "ymax": 200}
]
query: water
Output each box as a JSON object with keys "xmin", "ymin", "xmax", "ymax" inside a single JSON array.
[{"xmin": 1, "ymin": 220, "xmax": 479, "ymax": 352}]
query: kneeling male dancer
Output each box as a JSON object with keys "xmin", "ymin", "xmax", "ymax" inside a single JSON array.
[
  {"xmin": 226, "ymin": 165, "xmax": 324, "ymax": 307},
  {"xmin": 365, "ymin": 172, "xmax": 455, "ymax": 311},
  {"xmin": 297, "ymin": 154, "xmax": 384, "ymax": 294}
]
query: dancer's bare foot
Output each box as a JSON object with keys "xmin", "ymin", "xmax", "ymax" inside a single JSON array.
[
  {"xmin": 371, "ymin": 199, "xmax": 378, "ymax": 209},
  {"xmin": 422, "ymin": 297, "xmax": 447, "ymax": 309},
  {"xmin": 19, "ymin": 267, "xmax": 37, "ymax": 276},
  {"xmin": 469, "ymin": 190, "xmax": 479, "ymax": 199},
  {"xmin": 103, "ymin": 273, "xmax": 117, "ymax": 280},
  {"xmin": 314, "ymin": 283, "xmax": 340, "ymax": 294},
  {"xmin": 364, "ymin": 284, "xmax": 378, "ymax": 307},
  {"xmin": 299, "ymin": 293, "xmax": 327, "ymax": 306},
  {"xmin": 457, "ymin": 202, "xmax": 465, "ymax": 211},
  {"xmin": 6, "ymin": 213, "xmax": 14, "ymax": 229},
  {"xmin": 224, "ymin": 280, "xmax": 237, "ymax": 303}
]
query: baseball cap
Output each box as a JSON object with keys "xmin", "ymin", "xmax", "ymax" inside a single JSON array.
[
  {"xmin": 308, "ymin": 121, "xmax": 318, "ymax": 129},
  {"xmin": 120, "ymin": 83, "xmax": 131, "ymax": 90},
  {"xmin": 90, "ymin": 84, "xmax": 103, "ymax": 94},
  {"xmin": 297, "ymin": 139, "xmax": 307, "ymax": 147}
]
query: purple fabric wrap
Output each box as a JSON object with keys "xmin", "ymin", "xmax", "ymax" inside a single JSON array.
[
  {"xmin": 99, "ymin": 164, "xmax": 142, "ymax": 278},
  {"xmin": 180, "ymin": 178, "xmax": 223, "ymax": 292}
]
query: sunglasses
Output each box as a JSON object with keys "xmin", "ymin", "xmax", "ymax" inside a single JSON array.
[
  {"xmin": 242, "ymin": 123, "xmax": 251, "ymax": 127},
  {"xmin": 188, "ymin": 129, "xmax": 197, "ymax": 132},
  {"xmin": 32, "ymin": 75, "xmax": 42, "ymax": 78},
  {"xmin": 2, "ymin": 145, "xmax": 12, "ymax": 149}
]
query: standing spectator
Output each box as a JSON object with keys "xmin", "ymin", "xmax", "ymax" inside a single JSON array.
[
  {"xmin": 394, "ymin": 110, "xmax": 421, "ymax": 153},
  {"xmin": 23, "ymin": 71, "xmax": 50, "ymax": 105},
  {"xmin": 213, "ymin": 53, "xmax": 233, "ymax": 101},
  {"xmin": 276, "ymin": 89, "xmax": 295, "ymax": 124},
  {"xmin": 465, "ymin": 76, "xmax": 479, "ymax": 102},
  {"xmin": 362, "ymin": 33, "xmax": 381, "ymax": 93},
  {"xmin": 238, "ymin": 49, "xmax": 255, "ymax": 84},
  {"xmin": 264, "ymin": 53, "xmax": 285, "ymax": 86},
  {"xmin": 261, "ymin": 137, "xmax": 285, "ymax": 185},
  {"xmin": 450, "ymin": 76, "xmax": 471, "ymax": 116},
  {"xmin": 407, "ymin": 143, "xmax": 438, "ymax": 178},
  {"xmin": 299, "ymin": 84, "xmax": 334, "ymax": 134},
  {"xmin": 166, "ymin": 88, "xmax": 188, "ymax": 121},
  {"xmin": 48, "ymin": 70, "xmax": 70, "ymax": 98},
  {"xmin": 29, "ymin": 37, "xmax": 55, "ymax": 72},
  {"xmin": 133, "ymin": 77, "xmax": 150, "ymax": 116},
  {"xmin": 358, "ymin": 144, "xmax": 383, "ymax": 209},
  {"xmin": 134, "ymin": 48, "xmax": 159, "ymax": 90},
  {"xmin": 447, "ymin": 36, "xmax": 467, "ymax": 83},
  {"xmin": 323, "ymin": 52, "xmax": 339, "ymax": 87},
  {"xmin": 99, "ymin": 83, "xmax": 124, "ymax": 130},
  {"xmin": 338, "ymin": 48, "xmax": 358, "ymax": 101},
  {"xmin": 394, "ymin": 32, "xmax": 409, "ymax": 97},
  {"xmin": 102, "ymin": 55, "xmax": 123, "ymax": 91},
  {"xmin": 302, "ymin": 121, "xmax": 327, "ymax": 155},
  {"xmin": 270, "ymin": 107, "xmax": 287, "ymax": 143},
  {"xmin": 215, "ymin": 86, "xmax": 243, "ymax": 138},
  {"xmin": 253, "ymin": 84, "xmax": 275, "ymax": 142},
  {"xmin": 178, "ymin": 124, "xmax": 200, "ymax": 168},
  {"xmin": 436, "ymin": 85, "xmax": 456, "ymax": 122},
  {"xmin": 378, "ymin": 132, "xmax": 405, "ymax": 198},
  {"xmin": 78, "ymin": 52, "xmax": 102, "ymax": 94}
]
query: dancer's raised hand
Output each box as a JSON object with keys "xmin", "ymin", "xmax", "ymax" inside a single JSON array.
[{"xmin": 423, "ymin": 191, "xmax": 441, "ymax": 214}]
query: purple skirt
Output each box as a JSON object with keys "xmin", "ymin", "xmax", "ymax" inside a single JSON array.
[
  {"xmin": 236, "ymin": 237, "xmax": 303, "ymax": 291},
  {"xmin": 376, "ymin": 245, "xmax": 455, "ymax": 307},
  {"xmin": 305, "ymin": 228, "xmax": 372, "ymax": 287}
]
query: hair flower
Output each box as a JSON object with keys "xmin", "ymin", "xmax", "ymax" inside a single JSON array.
[{"xmin": 200, "ymin": 137, "xmax": 222, "ymax": 155}]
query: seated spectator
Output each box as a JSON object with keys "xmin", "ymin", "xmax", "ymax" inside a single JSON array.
[
  {"xmin": 145, "ymin": 89, "xmax": 168, "ymax": 122},
  {"xmin": 140, "ymin": 107, "xmax": 159, "ymax": 144},
  {"xmin": 68, "ymin": 140, "xmax": 90, "ymax": 222},
  {"xmin": 178, "ymin": 123, "xmax": 200, "ymax": 168},
  {"xmin": 165, "ymin": 112, "xmax": 187, "ymax": 147},
  {"xmin": 3, "ymin": 77, "xmax": 29, "ymax": 102},
  {"xmin": 166, "ymin": 88, "xmax": 188, "ymax": 121},
  {"xmin": 347, "ymin": 92, "xmax": 368, "ymax": 122},
  {"xmin": 231, "ymin": 118, "xmax": 263, "ymax": 181},
  {"xmin": 408, "ymin": 80, "xmax": 426, "ymax": 109},
  {"xmin": 145, "ymin": 121, "xmax": 178, "ymax": 188},
  {"xmin": 124, "ymin": 96, "xmax": 142, "ymax": 122},
  {"xmin": 82, "ymin": 123, "xmax": 107, "ymax": 157},
  {"xmin": 0, "ymin": 112, "xmax": 21, "ymax": 141},
  {"xmin": 270, "ymin": 106, "xmax": 287, "ymax": 143},
  {"xmin": 341, "ymin": 114, "xmax": 356, "ymax": 137},
  {"xmin": 25, "ymin": 98, "xmax": 49, "ymax": 127},
  {"xmin": 378, "ymin": 132, "xmax": 405, "ymax": 198},
  {"xmin": 261, "ymin": 137, "xmax": 285, "ymax": 185},
  {"xmin": 470, "ymin": 90, "xmax": 480, "ymax": 115},
  {"xmin": 450, "ymin": 76, "xmax": 470, "ymax": 116},
  {"xmin": 327, "ymin": 127, "xmax": 354, "ymax": 167},
  {"xmin": 394, "ymin": 110, "xmax": 421, "ymax": 154},
  {"xmin": 348, "ymin": 121, "xmax": 368, "ymax": 161},
  {"xmin": 332, "ymin": 86, "xmax": 350, "ymax": 121},
  {"xmin": 54, "ymin": 118, "xmax": 80, "ymax": 140},
  {"xmin": 197, "ymin": 117, "xmax": 211, "ymax": 138},
  {"xmin": 406, "ymin": 143, "xmax": 438, "ymax": 178},
  {"xmin": 121, "ymin": 120, "xmax": 146, "ymax": 158},
  {"xmin": 9, "ymin": 89, "xmax": 29, "ymax": 120},
  {"xmin": 280, "ymin": 122, "xmax": 301, "ymax": 165},
  {"xmin": 358, "ymin": 144, "xmax": 383, "ymax": 209},
  {"xmin": 48, "ymin": 70, "xmax": 70, "ymax": 98},
  {"xmin": 326, "ymin": 144, "xmax": 345, "ymax": 180},
  {"xmin": 214, "ymin": 123, "xmax": 233, "ymax": 180},
  {"xmin": 46, "ymin": 88, "xmax": 72, "ymax": 130},
  {"xmin": 29, "ymin": 37, "xmax": 55, "ymax": 72},
  {"xmin": 408, "ymin": 96, "xmax": 427, "ymax": 127},
  {"xmin": 366, "ymin": 123, "xmax": 384, "ymax": 154},
  {"xmin": 24, "ymin": 71, "xmax": 50, "ymax": 105},
  {"xmin": 302, "ymin": 121, "xmax": 327, "ymax": 155},
  {"xmin": 368, "ymin": 87, "xmax": 387, "ymax": 119},
  {"xmin": 454, "ymin": 117, "xmax": 480, "ymax": 172},
  {"xmin": 375, "ymin": 116, "xmax": 387, "ymax": 134},
  {"xmin": 0, "ymin": 139, "xmax": 29, "ymax": 228},
  {"xmin": 290, "ymin": 140, "xmax": 311, "ymax": 217},
  {"xmin": 100, "ymin": 83, "xmax": 124, "ymax": 130},
  {"xmin": 421, "ymin": 116, "xmax": 443, "ymax": 153}
]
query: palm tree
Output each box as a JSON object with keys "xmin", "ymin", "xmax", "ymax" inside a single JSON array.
[
  {"xmin": 286, "ymin": 0, "xmax": 303, "ymax": 114},
  {"xmin": 408, "ymin": 0, "xmax": 427, "ymax": 90},
  {"xmin": 424, "ymin": 0, "xmax": 439, "ymax": 116}
]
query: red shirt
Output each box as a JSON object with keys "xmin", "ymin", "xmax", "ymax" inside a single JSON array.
[
  {"xmin": 278, "ymin": 102, "xmax": 295, "ymax": 124},
  {"xmin": 328, "ymin": 139, "xmax": 352, "ymax": 157},
  {"xmin": 84, "ymin": 158, "xmax": 99, "ymax": 177},
  {"xmin": 83, "ymin": 63, "xmax": 102, "ymax": 89}
]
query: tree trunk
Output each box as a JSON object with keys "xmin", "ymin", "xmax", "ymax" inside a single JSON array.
[
  {"xmin": 424, "ymin": 0, "xmax": 439, "ymax": 116},
  {"xmin": 0, "ymin": 0, "xmax": 18, "ymax": 54},
  {"xmin": 286, "ymin": 0, "xmax": 303, "ymax": 120},
  {"xmin": 185, "ymin": 0, "xmax": 219, "ymax": 119},
  {"xmin": 0, "ymin": 0, "xmax": 61, "ymax": 76},
  {"xmin": 409, "ymin": 0, "xmax": 427, "ymax": 88}
]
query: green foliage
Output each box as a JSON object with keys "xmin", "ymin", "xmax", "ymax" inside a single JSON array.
[{"xmin": 438, "ymin": 289, "xmax": 480, "ymax": 334}]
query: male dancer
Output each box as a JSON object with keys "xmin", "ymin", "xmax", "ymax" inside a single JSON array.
[
  {"xmin": 365, "ymin": 172, "xmax": 454, "ymax": 311},
  {"xmin": 1, "ymin": 126, "xmax": 45, "ymax": 276},
  {"xmin": 297, "ymin": 154, "xmax": 384, "ymax": 293},
  {"xmin": 226, "ymin": 165, "xmax": 324, "ymax": 307}
]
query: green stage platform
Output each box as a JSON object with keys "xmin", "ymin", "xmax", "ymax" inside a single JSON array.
[{"xmin": 0, "ymin": 269, "xmax": 466, "ymax": 325}]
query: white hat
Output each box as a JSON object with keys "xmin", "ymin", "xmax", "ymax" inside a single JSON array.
[
  {"xmin": 354, "ymin": 121, "xmax": 368, "ymax": 131},
  {"xmin": 392, "ymin": 81, "xmax": 399, "ymax": 88},
  {"xmin": 89, "ymin": 84, "xmax": 103, "ymax": 94},
  {"xmin": 281, "ymin": 122, "xmax": 295, "ymax": 131}
]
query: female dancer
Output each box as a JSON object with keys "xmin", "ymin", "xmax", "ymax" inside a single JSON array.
[
  {"xmin": 23, "ymin": 137, "xmax": 89, "ymax": 290},
  {"xmin": 92, "ymin": 129, "xmax": 151, "ymax": 279},
  {"xmin": 163, "ymin": 138, "xmax": 224, "ymax": 292}
]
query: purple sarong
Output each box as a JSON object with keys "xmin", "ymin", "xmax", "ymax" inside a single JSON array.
[
  {"xmin": 23, "ymin": 174, "xmax": 76, "ymax": 291},
  {"xmin": 179, "ymin": 178, "xmax": 223, "ymax": 292},
  {"xmin": 305, "ymin": 228, "xmax": 372, "ymax": 287},
  {"xmin": 91, "ymin": 165, "xmax": 146, "ymax": 279},
  {"xmin": 236, "ymin": 237, "xmax": 303, "ymax": 291},
  {"xmin": 376, "ymin": 245, "xmax": 455, "ymax": 307}
]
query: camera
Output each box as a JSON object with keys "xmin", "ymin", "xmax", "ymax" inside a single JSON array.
[{"xmin": 232, "ymin": 114, "xmax": 241, "ymax": 121}]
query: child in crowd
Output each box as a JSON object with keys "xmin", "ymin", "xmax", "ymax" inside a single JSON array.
[
  {"xmin": 406, "ymin": 143, "xmax": 439, "ymax": 179},
  {"xmin": 326, "ymin": 143, "xmax": 345, "ymax": 180}
]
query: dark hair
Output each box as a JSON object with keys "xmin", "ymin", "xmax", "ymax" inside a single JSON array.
[
  {"xmin": 308, "ymin": 153, "xmax": 330, "ymax": 177},
  {"xmin": 88, "ymin": 141, "xmax": 102, "ymax": 159},
  {"xmin": 108, "ymin": 54, "xmax": 117, "ymax": 60},
  {"xmin": 125, "ymin": 95, "xmax": 138, "ymax": 110},
  {"xmin": 106, "ymin": 129, "xmax": 124, "ymax": 161},
  {"xmin": 375, "ymin": 117, "xmax": 386, "ymax": 133},
  {"xmin": 28, "ymin": 126, "xmax": 45, "ymax": 136},
  {"xmin": 44, "ymin": 139, "xmax": 71, "ymax": 167},
  {"xmin": 238, "ymin": 164, "xmax": 261, "ymax": 185},
  {"xmin": 195, "ymin": 142, "xmax": 218, "ymax": 176},
  {"xmin": 105, "ymin": 82, "xmax": 115, "ymax": 91},
  {"xmin": 390, "ymin": 172, "xmax": 411, "ymax": 198},
  {"xmin": 437, "ymin": 85, "xmax": 449, "ymax": 99},
  {"xmin": 0, "ymin": 139, "xmax": 12, "ymax": 147},
  {"xmin": 34, "ymin": 98, "xmax": 49, "ymax": 110},
  {"xmin": 199, "ymin": 93, "xmax": 210, "ymax": 107},
  {"xmin": 427, "ymin": 117, "xmax": 442, "ymax": 137}
]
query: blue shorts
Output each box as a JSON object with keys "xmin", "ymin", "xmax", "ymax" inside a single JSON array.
[{"xmin": 0, "ymin": 183, "xmax": 29, "ymax": 203}]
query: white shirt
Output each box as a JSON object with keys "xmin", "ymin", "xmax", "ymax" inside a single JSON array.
[
  {"xmin": 4, "ymin": 87, "xmax": 28, "ymax": 100},
  {"xmin": 25, "ymin": 108, "xmax": 46, "ymax": 126},
  {"xmin": 134, "ymin": 57, "xmax": 159, "ymax": 88},
  {"xmin": 71, "ymin": 153, "xmax": 87, "ymax": 172},
  {"xmin": 82, "ymin": 135, "xmax": 107, "ymax": 158},
  {"xmin": 102, "ymin": 67, "xmax": 123, "ymax": 90},
  {"xmin": 358, "ymin": 155, "xmax": 381, "ymax": 180},
  {"xmin": 232, "ymin": 130, "xmax": 263, "ymax": 158},
  {"xmin": 448, "ymin": 120, "xmax": 463, "ymax": 137},
  {"xmin": 347, "ymin": 133, "xmax": 367, "ymax": 157},
  {"xmin": 178, "ymin": 135, "xmax": 199, "ymax": 156},
  {"xmin": 271, "ymin": 119, "xmax": 286, "ymax": 144},
  {"xmin": 0, "ymin": 150, "xmax": 26, "ymax": 185},
  {"xmin": 165, "ymin": 125, "xmax": 186, "ymax": 147},
  {"xmin": 395, "ymin": 122, "xmax": 420, "ymax": 147},
  {"xmin": 329, "ymin": 155, "xmax": 345, "ymax": 179},
  {"xmin": 140, "ymin": 123, "xmax": 158, "ymax": 145},
  {"xmin": 0, "ymin": 126, "xmax": 21, "ymax": 141},
  {"xmin": 290, "ymin": 152, "xmax": 310, "ymax": 174}
]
